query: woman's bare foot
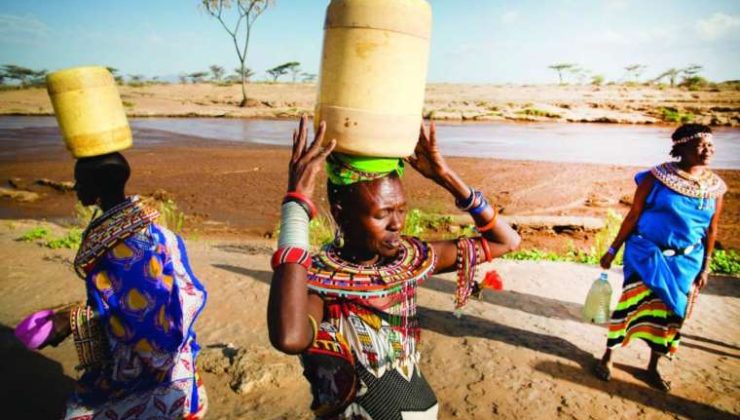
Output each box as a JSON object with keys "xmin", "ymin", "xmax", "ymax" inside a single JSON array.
[
  {"xmin": 593, "ymin": 349, "xmax": 612, "ymax": 381},
  {"xmin": 644, "ymin": 350, "xmax": 672, "ymax": 392},
  {"xmin": 644, "ymin": 368, "xmax": 672, "ymax": 392}
]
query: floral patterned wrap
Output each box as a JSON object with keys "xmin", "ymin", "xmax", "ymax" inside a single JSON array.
[{"xmin": 65, "ymin": 197, "xmax": 208, "ymax": 419}]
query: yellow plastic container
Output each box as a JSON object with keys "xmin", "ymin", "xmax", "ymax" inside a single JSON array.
[
  {"xmin": 46, "ymin": 66, "xmax": 132, "ymax": 158},
  {"xmin": 315, "ymin": 0, "xmax": 432, "ymax": 157}
]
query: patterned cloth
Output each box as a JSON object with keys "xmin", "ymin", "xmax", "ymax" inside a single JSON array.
[
  {"xmin": 607, "ymin": 275, "xmax": 682, "ymax": 355},
  {"xmin": 301, "ymin": 236, "xmax": 489, "ymax": 419},
  {"xmin": 65, "ymin": 197, "xmax": 208, "ymax": 419},
  {"xmin": 623, "ymin": 167, "xmax": 722, "ymax": 318}
]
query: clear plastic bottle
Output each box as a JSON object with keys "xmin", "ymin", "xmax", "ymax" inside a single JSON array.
[{"xmin": 582, "ymin": 272, "xmax": 613, "ymax": 324}]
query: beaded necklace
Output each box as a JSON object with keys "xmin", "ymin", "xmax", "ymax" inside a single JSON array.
[
  {"xmin": 74, "ymin": 196, "xmax": 160, "ymax": 277},
  {"xmin": 308, "ymin": 236, "xmax": 436, "ymax": 300},
  {"xmin": 651, "ymin": 162, "xmax": 727, "ymax": 209},
  {"xmin": 307, "ymin": 237, "xmax": 436, "ymax": 374}
]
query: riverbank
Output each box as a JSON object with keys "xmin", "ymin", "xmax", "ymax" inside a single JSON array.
[
  {"xmin": 1, "ymin": 220, "xmax": 738, "ymax": 419},
  {"xmin": 0, "ymin": 131, "xmax": 738, "ymax": 251},
  {"xmin": 2, "ymin": 82, "xmax": 739, "ymax": 125}
]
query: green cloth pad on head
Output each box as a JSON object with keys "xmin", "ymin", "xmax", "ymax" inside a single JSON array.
[{"xmin": 326, "ymin": 153, "xmax": 404, "ymax": 186}]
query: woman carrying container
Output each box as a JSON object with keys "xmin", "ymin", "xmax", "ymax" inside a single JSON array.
[
  {"xmin": 16, "ymin": 67, "xmax": 208, "ymax": 419},
  {"xmin": 267, "ymin": 116, "xmax": 520, "ymax": 418},
  {"xmin": 594, "ymin": 123, "xmax": 726, "ymax": 392}
]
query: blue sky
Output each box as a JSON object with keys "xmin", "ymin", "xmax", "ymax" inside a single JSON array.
[{"xmin": 0, "ymin": 0, "xmax": 738, "ymax": 83}]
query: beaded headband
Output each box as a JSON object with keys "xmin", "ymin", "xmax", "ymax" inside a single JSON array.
[{"xmin": 673, "ymin": 132, "xmax": 712, "ymax": 145}]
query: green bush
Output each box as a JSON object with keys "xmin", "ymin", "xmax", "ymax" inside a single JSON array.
[
  {"xmin": 19, "ymin": 226, "xmax": 49, "ymax": 241},
  {"xmin": 44, "ymin": 228, "xmax": 82, "ymax": 249},
  {"xmin": 516, "ymin": 108, "xmax": 561, "ymax": 118},
  {"xmin": 660, "ymin": 107, "xmax": 694, "ymax": 123},
  {"xmin": 711, "ymin": 250, "xmax": 740, "ymax": 276}
]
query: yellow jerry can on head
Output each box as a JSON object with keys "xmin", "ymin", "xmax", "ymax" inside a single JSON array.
[
  {"xmin": 315, "ymin": 0, "xmax": 432, "ymax": 157},
  {"xmin": 46, "ymin": 66, "xmax": 132, "ymax": 158}
]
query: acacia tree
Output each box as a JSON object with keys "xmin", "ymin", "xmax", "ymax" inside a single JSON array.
[
  {"xmin": 266, "ymin": 62, "xmax": 299, "ymax": 82},
  {"xmin": 202, "ymin": 0, "xmax": 272, "ymax": 107},
  {"xmin": 288, "ymin": 62, "xmax": 302, "ymax": 83},
  {"xmin": 624, "ymin": 64, "xmax": 647, "ymax": 83},
  {"xmin": 654, "ymin": 68, "xmax": 680, "ymax": 87},
  {"xmin": 188, "ymin": 71, "xmax": 209, "ymax": 83},
  {"xmin": 209, "ymin": 65, "xmax": 225, "ymax": 81},
  {"xmin": 1, "ymin": 65, "xmax": 46, "ymax": 87},
  {"xmin": 680, "ymin": 64, "xmax": 705, "ymax": 89},
  {"xmin": 233, "ymin": 67, "xmax": 254, "ymax": 82},
  {"xmin": 301, "ymin": 72, "xmax": 317, "ymax": 83},
  {"xmin": 548, "ymin": 63, "xmax": 576, "ymax": 85}
]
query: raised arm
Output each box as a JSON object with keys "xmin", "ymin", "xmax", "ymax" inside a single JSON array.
[
  {"xmin": 600, "ymin": 173, "xmax": 656, "ymax": 269},
  {"xmin": 267, "ymin": 115, "xmax": 335, "ymax": 354},
  {"xmin": 406, "ymin": 122, "xmax": 521, "ymax": 273}
]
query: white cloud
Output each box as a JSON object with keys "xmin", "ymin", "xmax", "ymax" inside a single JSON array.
[
  {"xmin": 695, "ymin": 13, "xmax": 740, "ymax": 41},
  {"xmin": 501, "ymin": 11, "xmax": 519, "ymax": 25},
  {"xmin": 0, "ymin": 14, "xmax": 49, "ymax": 39}
]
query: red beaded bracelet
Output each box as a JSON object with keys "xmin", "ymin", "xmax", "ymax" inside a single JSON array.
[
  {"xmin": 271, "ymin": 247, "xmax": 312, "ymax": 271},
  {"xmin": 284, "ymin": 191, "xmax": 317, "ymax": 220}
]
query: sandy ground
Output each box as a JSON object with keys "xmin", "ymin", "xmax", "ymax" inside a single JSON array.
[
  {"xmin": 0, "ymin": 135, "xmax": 738, "ymax": 252},
  {"xmin": 0, "ymin": 220, "xmax": 738, "ymax": 419},
  {"xmin": 1, "ymin": 83, "xmax": 739, "ymax": 125}
]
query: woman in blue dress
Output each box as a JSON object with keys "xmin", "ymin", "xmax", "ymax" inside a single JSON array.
[
  {"xmin": 33, "ymin": 153, "xmax": 208, "ymax": 418},
  {"xmin": 594, "ymin": 124, "xmax": 727, "ymax": 391}
]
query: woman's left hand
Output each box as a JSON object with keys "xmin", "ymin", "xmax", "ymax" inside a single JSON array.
[
  {"xmin": 406, "ymin": 121, "xmax": 451, "ymax": 186},
  {"xmin": 39, "ymin": 306, "xmax": 73, "ymax": 348},
  {"xmin": 695, "ymin": 271, "xmax": 709, "ymax": 290}
]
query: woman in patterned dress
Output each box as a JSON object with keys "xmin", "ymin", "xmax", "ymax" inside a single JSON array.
[
  {"xmin": 594, "ymin": 124, "xmax": 727, "ymax": 391},
  {"xmin": 267, "ymin": 116, "xmax": 520, "ymax": 419},
  {"xmin": 36, "ymin": 152, "xmax": 208, "ymax": 419}
]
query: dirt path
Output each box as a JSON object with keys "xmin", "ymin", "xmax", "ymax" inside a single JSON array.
[{"xmin": 1, "ymin": 221, "xmax": 737, "ymax": 419}]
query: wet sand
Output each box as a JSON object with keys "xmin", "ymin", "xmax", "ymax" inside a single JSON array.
[{"xmin": 0, "ymin": 129, "xmax": 738, "ymax": 251}]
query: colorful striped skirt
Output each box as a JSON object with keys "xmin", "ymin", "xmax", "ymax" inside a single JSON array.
[{"xmin": 606, "ymin": 275, "xmax": 683, "ymax": 356}]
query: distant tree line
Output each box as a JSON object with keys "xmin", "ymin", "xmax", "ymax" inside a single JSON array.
[
  {"xmin": 547, "ymin": 63, "xmax": 714, "ymax": 89},
  {"xmin": 177, "ymin": 62, "xmax": 315, "ymax": 84},
  {"xmin": 0, "ymin": 65, "xmax": 47, "ymax": 87},
  {"xmin": 0, "ymin": 62, "xmax": 316, "ymax": 88}
]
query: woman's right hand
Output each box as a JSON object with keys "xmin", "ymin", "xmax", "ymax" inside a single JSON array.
[
  {"xmin": 600, "ymin": 252, "xmax": 615, "ymax": 269},
  {"xmin": 287, "ymin": 115, "xmax": 335, "ymax": 199}
]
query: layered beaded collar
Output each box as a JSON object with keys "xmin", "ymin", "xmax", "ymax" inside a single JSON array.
[
  {"xmin": 307, "ymin": 236, "xmax": 436, "ymax": 300},
  {"xmin": 650, "ymin": 162, "xmax": 727, "ymax": 201},
  {"xmin": 74, "ymin": 196, "xmax": 160, "ymax": 277}
]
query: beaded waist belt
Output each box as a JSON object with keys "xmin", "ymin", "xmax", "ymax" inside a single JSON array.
[
  {"xmin": 635, "ymin": 233, "xmax": 700, "ymax": 257},
  {"xmin": 70, "ymin": 305, "xmax": 109, "ymax": 371}
]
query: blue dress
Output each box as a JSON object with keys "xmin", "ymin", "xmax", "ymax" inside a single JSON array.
[
  {"xmin": 66, "ymin": 197, "xmax": 208, "ymax": 419},
  {"xmin": 623, "ymin": 170, "xmax": 716, "ymax": 318}
]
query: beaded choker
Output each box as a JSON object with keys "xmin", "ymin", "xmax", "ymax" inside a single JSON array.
[
  {"xmin": 650, "ymin": 162, "xmax": 727, "ymax": 201},
  {"xmin": 307, "ymin": 237, "xmax": 436, "ymax": 300},
  {"xmin": 74, "ymin": 196, "xmax": 160, "ymax": 277}
]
